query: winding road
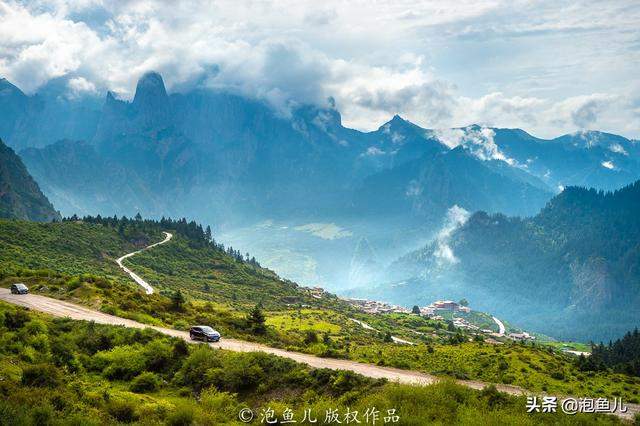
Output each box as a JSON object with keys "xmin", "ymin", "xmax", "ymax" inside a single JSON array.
[
  {"xmin": 350, "ymin": 318, "xmax": 415, "ymax": 345},
  {"xmin": 492, "ymin": 316, "xmax": 506, "ymax": 335},
  {"xmin": 0, "ymin": 289, "xmax": 637, "ymax": 421},
  {"xmin": 115, "ymin": 232, "xmax": 173, "ymax": 294}
]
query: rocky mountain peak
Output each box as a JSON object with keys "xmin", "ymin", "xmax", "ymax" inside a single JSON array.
[{"xmin": 133, "ymin": 71, "xmax": 169, "ymax": 108}]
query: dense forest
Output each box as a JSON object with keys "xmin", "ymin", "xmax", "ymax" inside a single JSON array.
[{"xmin": 578, "ymin": 328, "xmax": 640, "ymax": 377}]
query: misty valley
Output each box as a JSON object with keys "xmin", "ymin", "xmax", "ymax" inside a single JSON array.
[{"xmin": 1, "ymin": 5, "xmax": 640, "ymax": 420}]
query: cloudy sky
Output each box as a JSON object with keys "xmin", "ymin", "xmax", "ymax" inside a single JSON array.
[{"xmin": 1, "ymin": 0, "xmax": 639, "ymax": 138}]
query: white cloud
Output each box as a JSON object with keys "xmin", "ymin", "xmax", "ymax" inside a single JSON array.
[
  {"xmin": 364, "ymin": 146, "xmax": 386, "ymax": 156},
  {"xmin": 601, "ymin": 160, "xmax": 615, "ymax": 170},
  {"xmin": 433, "ymin": 205, "xmax": 470, "ymax": 265},
  {"xmin": 434, "ymin": 126, "xmax": 517, "ymax": 166},
  {"xmin": 0, "ymin": 0, "xmax": 638, "ymax": 138},
  {"xmin": 67, "ymin": 76, "xmax": 97, "ymax": 97},
  {"xmin": 609, "ymin": 143, "xmax": 628, "ymax": 156}
]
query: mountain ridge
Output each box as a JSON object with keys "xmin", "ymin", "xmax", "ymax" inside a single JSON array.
[
  {"xmin": 360, "ymin": 180, "xmax": 640, "ymax": 341},
  {"xmin": 0, "ymin": 138, "xmax": 60, "ymax": 222}
]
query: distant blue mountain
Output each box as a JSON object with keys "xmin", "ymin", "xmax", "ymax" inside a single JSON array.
[{"xmin": 2, "ymin": 72, "xmax": 639, "ymax": 227}]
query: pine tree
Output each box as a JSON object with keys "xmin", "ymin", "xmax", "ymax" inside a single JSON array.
[
  {"xmin": 247, "ymin": 304, "xmax": 266, "ymax": 335},
  {"xmin": 171, "ymin": 290, "xmax": 185, "ymax": 311}
]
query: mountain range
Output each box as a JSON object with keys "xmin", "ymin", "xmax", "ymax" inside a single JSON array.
[
  {"xmin": 2, "ymin": 72, "xmax": 640, "ymax": 341},
  {"xmin": 2, "ymin": 72, "xmax": 638, "ymax": 228}
]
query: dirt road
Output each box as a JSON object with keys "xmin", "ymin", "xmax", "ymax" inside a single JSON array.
[
  {"xmin": 0, "ymin": 288, "xmax": 637, "ymax": 421},
  {"xmin": 115, "ymin": 232, "xmax": 172, "ymax": 294}
]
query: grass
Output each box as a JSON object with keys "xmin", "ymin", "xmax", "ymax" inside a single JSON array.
[
  {"xmin": 351, "ymin": 342, "xmax": 640, "ymax": 402},
  {"xmin": 0, "ymin": 301, "xmax": 626, "ymax": 425},
  {"xmin": 1, "ymin": 217, "xmax": 639, "ymax": 406},
  {"xmin": 266, "ymin": 309, "xmax": 342, "ymax": 334}
]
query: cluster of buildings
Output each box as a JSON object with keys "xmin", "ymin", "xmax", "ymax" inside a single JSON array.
[
  {"xmin": 342, "ymin": 295, "xmax": 538, "ymax": 343},
  {"xmin": 507, "ymin": 331, "xmax": 535, "ymax": 341},
  {"xmin": 344, "ymin": 297, "xmax": 411, "ymax": 314},
  {"xmin": 419, "ymin": 300, "xmax": 471, "ymax": 317},
  {"xmin": 452, "ymin": 317, "xmax": 480, "ymax": 331},
  {"xmin": 302, "ymin": 286, "xmax": 327, "ymax": 299}
]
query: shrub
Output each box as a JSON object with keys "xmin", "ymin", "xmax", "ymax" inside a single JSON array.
[
  {"xmin": 173, "ymin": 339, "xmax": 189, "ymax": 358},
  {"xmin": 304, "ymin": 330, "xmax": 319, "ymax": 344},
  {"xmin": 25, "ymin": 319, "xmax": 48, "ymax": 335},
  {"xmin": 199, "ymin": 388, "xmax": 239, "ymax": 419},
  {"xmin": 30, "ymin": 404, "xmax": 56, "ymax": 426},
  {"xmin": 143, "ymin": 340, "xmax": 173, "ymax": 372},
  {"xmin": 166, "ymin": 404, "xmax": 196, "ymax": 426},
  {"xmin": 130, "ymin": 372, "xmax": 161, "ymax": 393},
  {"xmin": 4, "ymin": 309, "xmax": 29, "ymax": 330},
  {"xmin": 108, "ymin": 400, "xmax": 139, "ymax": 423},
  {"xmin": 93, "ymin": 345, "xmax": 146, "ymax": 380},
  {"xmin": 179, "ymin": 346, "xmax": 222, "ymax": 390},
  {"xmin": 479, "ymin": 384, "xmax": 508, "ymax": 408},
  {"xmin": 21, "ymin": 364, "xmax": 61, "ymax": 388}
]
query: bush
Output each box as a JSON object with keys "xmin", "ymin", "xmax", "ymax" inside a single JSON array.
[
  {"xmin": 21, "ymin": 364, "xmax": 61, "ymax": 388},
  {"xmin": 4, "ymin": 309, "xmax": 29, "ymax": 330},
  {"xmin": 199, "ymin": 388, "xmax": 239, "ymax": 419},
  {"xmin": 304, "ymin": 330, "xmax": 318, "ymax": 344},
  {"xmin": 143, "ymin": 340, "xmax": 173, "ymax": 372},
  {"xmin": 93, "ymin": 345, "xmax": 146, "ymax": 380},
  {"xmin": 479, "ymin": 384, "xmax": 508, "ymax": 408},
  {"xmin": 108, "ymin": 400, "xmax": 139, "ymax": 423},
  {"xmin": 30, "ymin": 404, "xmax": 56, "ymax": 426},
  {"xmin": 130, "ymin": 372, "xmax": 161, "ymax": 393},
  {"xmin": 166, "ymin": 404, "xmax": 195, "ymax": 426}
]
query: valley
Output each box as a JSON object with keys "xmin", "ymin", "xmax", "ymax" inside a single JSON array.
[
  {"xmin": 1, "ymin": 2, "xmax": 639, "ymax": 424},
  {"xmin": 1, "ymin": 217, "xmax": 639, "ymax": 408}
]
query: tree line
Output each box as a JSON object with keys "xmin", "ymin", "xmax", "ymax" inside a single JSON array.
[
  {"xmin": 61, "ymin": 213, "xmax": 261, "ymax": 267},
  {"xmin": 577, "ymin": 328, "xmax": 640, "ymax": 376}
]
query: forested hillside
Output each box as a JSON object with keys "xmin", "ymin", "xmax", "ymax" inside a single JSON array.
[
  {"xmin": 579, "ymin": 328, "xmax": 640, "ymax": 377},
  {"xmin": 371, "ymin": 181, "xmax": 640, "ymax": 342},
  {"xmin": 0, "ymin": 139, "xmax": 59, "ymax": 222}
]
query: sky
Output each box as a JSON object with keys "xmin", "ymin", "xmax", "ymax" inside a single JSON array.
[{"xmin": 1, "ymin": 0, "xmax": 639, "ymax": 138}]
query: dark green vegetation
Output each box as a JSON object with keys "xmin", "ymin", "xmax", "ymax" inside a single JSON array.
[
  {"xmin": 2, "ymin": 216, "xmax": 640, "ymax": 405},
  {"xmin": 0, "ymin": 302, "xmax": 625, "ymax": 425},
  {"xmin": 579, "ymin": 328, "xmax": 640, "ymax": 377},
  {"xmin": 374, "ymin": 181, "xmax": 640, "ymax": 342},
  {"xmin": 0, "ymin": 138, "xmax": 59, "ymax": 222}
]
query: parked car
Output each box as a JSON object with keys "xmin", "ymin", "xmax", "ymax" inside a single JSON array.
[
  {"xmin": 10, "ymin": 283, "xmax": 29, "ymax": 294},
  {"xmin": 189, "ymin": 325, "xmax": 221, "ymax": 342}
]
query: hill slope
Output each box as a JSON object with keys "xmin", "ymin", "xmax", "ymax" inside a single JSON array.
[
  {"xmin": 0, "ymin": 138, "xmax": 59, "ymax": 222},
  {"xmin": 3, "ymin": 216, "xmax": 640, "ymax": 404}
]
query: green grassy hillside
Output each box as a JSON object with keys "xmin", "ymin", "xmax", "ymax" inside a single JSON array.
[
  {"xmin": 0, "ymin": 302, "xmax": 622, "ymax": 425},
  {"xmin": 1, "ymin": 216, "xmax": 639, "ymax": 407}
]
